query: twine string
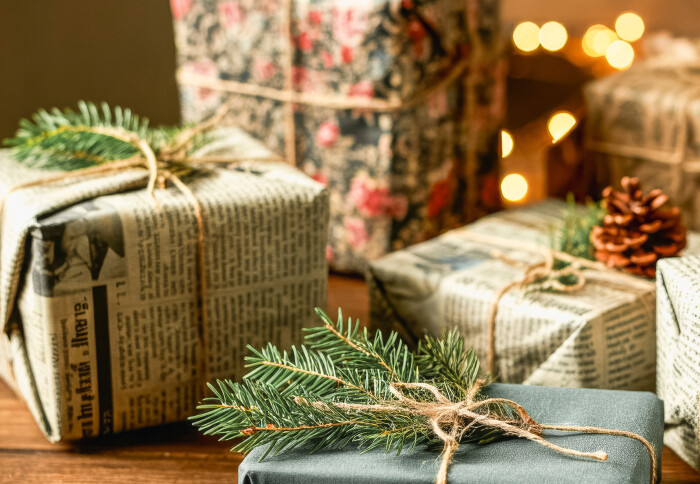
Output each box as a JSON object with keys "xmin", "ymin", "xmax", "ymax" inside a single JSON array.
[
  {"xmin": 0, "ymin": 106, "xmax": 262, "ymax": 398},
  {"xmin": 321, "ymin": 380, "xmax": 656, "ymax": 484}
]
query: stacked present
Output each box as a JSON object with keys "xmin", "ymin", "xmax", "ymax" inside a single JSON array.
[
  {"xmin": 368, "ymin": 199, "xmax": 660, "ymax": 391},
  {"xmin": 657, "ymin": 256, "xmax": 700, "ymax": 471},
  {"xmin": 0, "ymin": 124, "xmax": 329, "ymax": 441},
  {"xmin": 585, "ymin": 43, "xmax": 700, "ymax": 231},
  {"xmin": 172, "ymin": 0, "xmax": 505, "ymax": 272}
]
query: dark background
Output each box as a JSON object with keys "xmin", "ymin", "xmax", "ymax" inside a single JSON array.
[{"xmin": 0, "ymin": 1, "xmax": 180, "ymax": 139}]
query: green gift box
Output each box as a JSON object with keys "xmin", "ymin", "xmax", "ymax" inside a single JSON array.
[{"xmin": 237, "ymin": 383, "xmax": 662, "ymax": 483}]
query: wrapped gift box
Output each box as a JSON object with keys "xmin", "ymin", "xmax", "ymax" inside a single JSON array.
[
  {"xmin": 368, "ymin": 200, "xmax": 661, "ymax": 390},
  {"xmin": 584, "ymin": 57, "xmax": 700, "ymax": 230},
  {"xmin": 0, "ymin": 128, "xmax": 329, "ymax": 441},
  {"xmin": 656, "ymin": 256, "xmax": 700, "ymax": 470},
  {"xmin": 238, "ymin": 383, "xmax": 663, "ymax": 484},
  {"xmin": 172, "ymin": 0, "xmax": 504, "ymax": 272}
]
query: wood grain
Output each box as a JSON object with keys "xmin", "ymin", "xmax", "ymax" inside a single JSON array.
[{"xmin": 0, "ymin": 274, "xmax": 697, "ymax": 483}]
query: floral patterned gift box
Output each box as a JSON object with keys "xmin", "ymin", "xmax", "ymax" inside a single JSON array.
[{"xmin": 171, "ymin": 0, "xmax": 504, "ymax": 272}]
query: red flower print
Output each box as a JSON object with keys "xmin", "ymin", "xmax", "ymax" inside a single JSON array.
[
  {"xmin": 348, "ymin": 80, "xmax": 374, "ymax": 98},
  {"xmin": 219, "ymin": 1, "xmax": 244, "ymax": 27},
  {"xmin": 291, "ymin": 67, "xmax": 307, "ymax": 87},
  {"xmin": 428, "ymin": 178, "xmax": 453, "ymax": 218},
  {"xmin": 408, "ymin": 19, "xmax": 426, "ymax": 57},
  {"xmin": 316, "ymin": 122, "xmax": 339, "ymax": 148},
  {"xmin": 389, "ymin": 196, "xmax": 408, "ymax": 220},
  {"xmin": 349, "ymin": 176, "xmax": 390, "ymax": 217},
  {"xmin": 309, "ymin": 10, "xmax": 323, "ymax": 25},
  {"xmin": 325, "ymin": 245, "xmax": 334, "ymax": 263},
  {"xmin": 341, "ymin": 45, "xmax": 353, "ymax": 64},
  {"xmin": 322, "ymin": 51, "xmax": 334, "ymax": 68},
  {"xmin": 190, "ymin": 60, "xmax": 217, "ymax": 100},
  {"xmin": 426, "ymin": 91, "xmax": 448, "ymax": 119},
  {"xmin": 311, "ymin": 172, "xmax": 329, "ymax": 186},
  {"xmin": 170, "ymin": 0, "xmax": 192, "ymax": 20},
  {"xmin": 345, "ymin": 218, "xmax": 369, "ymax": 251},
  {"xmin": 332, "ymin": 5, "xmax": 370, "ymax": 47},
  {"xmin": 253, "ymin": 58, "xmax": 277, "ymax": 82},
  {"xmin": 297, "ymin": 32, "xmax": 314, "ymax": 51}
]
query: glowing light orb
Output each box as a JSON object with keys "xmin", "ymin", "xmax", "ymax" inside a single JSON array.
[
  {"xmin": 592, "ymin": 28, "xmax": 619, "ymax": 57},
  {"xmin": 606, "ymin": 40, "xmax": 635, "ymax": 69},
  {"xmin": 501, "ymin": 174, "xmax": 528, "ymax": 202},
  {"xmin": 582, "ymin": 24, "xmax": 608, "ymax": 57},
  {"xmin": 548, "ymin": 111, "xmax": 577, "ymax": 142},
  {"xmin": 539, "ymin": 21, "xmax": 567, "ymax": 52},
  {"xmin": 615, "ymin": 12, "xmax": 644, "ymax": 42},
  {"xmin": 513, "ymin": 22, "xmax": 540, "ymax": 52},
  {"xmin": 501, "ymin": 130, "xmax": 514, "ymax": 158}
]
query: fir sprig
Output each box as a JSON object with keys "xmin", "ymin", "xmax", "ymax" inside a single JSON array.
[
  {"xmin": 555, "ymin": 193, "xmax": 605, "ymax": 261},
  {"xmin": 192, "ymin": 308, "xmax": 512, "ymax": 460},
  {"xmin": 3, "ymin": 101, "xmax": 206, "ymax": 171}
]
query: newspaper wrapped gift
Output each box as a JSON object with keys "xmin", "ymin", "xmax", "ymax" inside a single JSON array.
[
  {"xmin": 584, "ymin": 56, "xmax": 700, "ymax": 230},
  {"xmin": 0, "ymin": 128, "xmax": 329, "ymax": 441},
  {"xmin": 368, "ymin": 200, "xmax": 659, "ymax": 391},
  {"xmin": 172, "ymin": 0, "xmax": 504, "ymax": 273},
  {"xmin": 238, "ymin": 383, "xmax": 663, "ymax": 484},
  {"xmin": 656, "ymin": 256, "xmax": 700, "ymax": 470}
]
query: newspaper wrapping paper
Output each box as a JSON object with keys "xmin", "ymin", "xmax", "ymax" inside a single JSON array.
[
  {"xmin": 0, "ymin": 128, "xmax": 329, "ymax": 441},
  {"xmin": 367, "ymin": 200, "xmax": 667, "ymax": 390},
  {"xmin": 656, "ymin": 256, "xmax": 700, "ymax": 470},
  {"xmin": 172, "ymin": 0, "xmax": 504, "ymax": 273},
  {"xmin": 584, "ymin": 59, "xmax": 700, "ymax": 230}
]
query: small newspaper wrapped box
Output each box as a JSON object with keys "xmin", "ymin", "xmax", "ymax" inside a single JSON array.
[
  {"xmin": 172, "ymin": 0, "xmax": 504, "ymax": 273},
  {"xmin": 585, "ymin": 60, "xmax": 700, "ymax": 230},
  {"xmin": 0, "ymin": 129, "xmax": 329, "ymax": 441},
  {"xmin": 657, "ymin": 256, "xmax": 700, "ymax": 470},
  {"xmin": 238, "ymin": 384, "xmax": 663, "ymax": 484},
  {"xmin": 368, "ymin": 200, "xmax": 657, "ymax": 390}
]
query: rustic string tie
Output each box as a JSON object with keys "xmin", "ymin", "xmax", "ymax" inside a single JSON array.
[
  {"xmin": 0, "ymin": 101, "xmax": 282, "ymax": 397},
  {"xmin": 485, "ymin": 242, "xmax": 586, "ymax": 375},
  {"xmin": 301, "ymin": 379, "xmax": 657, "ymax": 484}
]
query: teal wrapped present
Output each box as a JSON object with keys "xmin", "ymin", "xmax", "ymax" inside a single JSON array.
[{"xmin": 238, "ymin": 383, "xmax": 662, "ymax": 483}]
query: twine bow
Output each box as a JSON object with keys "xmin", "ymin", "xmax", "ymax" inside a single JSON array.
[
  {"xmin": 318, "ymin": 379, "xmax": 657, "ymax": 484},
  {"xmin": 0, "ymin": 102, "xmax": 282, "ymax": 397}
]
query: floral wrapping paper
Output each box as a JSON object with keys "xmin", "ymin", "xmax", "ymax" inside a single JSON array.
[
  {"xmin": 585, "ymin": 60, "xmax": 700, "ymax": 231},
  {"xmin": 171, "ymin": 0, "xmax": 504, "ymax": 272}
]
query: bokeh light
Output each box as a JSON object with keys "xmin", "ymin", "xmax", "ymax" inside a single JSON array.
[
  {"xmin": 513, "ymin": 22, "xmax": 540, "ymax": 52},
  {"xmin": 615, "ymin": 12, "xmax": 645, "ymax": 42},
  {"xmin": 548, "ymin": 111, "xmax": 577, "ymax": 142},
  {"xmin": 501, "ymin": 130, "xmax": 514, "ymax": 158},
  {"xmin": 582, "ymin": 24, "xmax": 608, "ymax": 57},
  {"xmin": 592, "ymin": 27, "xmax": 618, "ymax": 57},
  {"xmin": 501, "ymin": 174, "xmax": 528, "ymax": 202},
  {"xmin": 606, "ymin": 40, "xmax": 635, "ymax": 69},
  {"xmin": 539, "ymin": 21, "xmax": 567, "ymax": 52}
]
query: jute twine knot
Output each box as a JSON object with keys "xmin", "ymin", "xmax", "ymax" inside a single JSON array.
[{"xmin": 314, "ymin": 378, "xmax": 656, "ymax": 484}]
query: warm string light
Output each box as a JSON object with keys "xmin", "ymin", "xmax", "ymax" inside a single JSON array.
[
  {"xmin": 512, "ymin": 22, "xmax": 540, "ymax": 52},
  {"xmin": 513, "ymin": 12, "xmax": 644, "ymax": 69},
  {"xmin": 539, "ymin": 21, "xmax": 567, "ymax": 52},
  {"xmin": 615, "ymin": 12, "xmax": 644, "ymax": 42},
  {"xmin": 548, "ymin": 111, "xmax": 577, "ymax": 142},
  {"xmin": 501, "ymin": 130, "xmax": 514, "ymax": 158},
  {"xmin": 501, "ymin": 174, "xmax": 528, "ymax": 202}
]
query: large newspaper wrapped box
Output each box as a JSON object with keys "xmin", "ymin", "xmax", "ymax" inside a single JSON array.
[
  {"xmin": 368, "ymin": 200, "xmax": 658, "ymax": 390},
  {"xmin": 584, "ymin": 57, "xmax": 700, "ymax": 230},
  {"xmin": 0, "ymin": 129, "xmax": 329, "ymax": 441},
  {"xmin": 656, "ymin": 256, "xmax": 700, "ymax": 470},
  {"xmin": 172, "ymin": 0, "xmax": 504, "ymax": 273}
]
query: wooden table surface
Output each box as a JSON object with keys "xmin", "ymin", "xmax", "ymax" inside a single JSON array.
[{"xmin": 1, "ymin": 275, "xmax": 698, "ymax": 483}]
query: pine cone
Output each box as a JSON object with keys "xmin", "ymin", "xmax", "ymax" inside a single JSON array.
[{"xmin": 590, "ymin": 177, "xmax": 686, "ymax": 277}]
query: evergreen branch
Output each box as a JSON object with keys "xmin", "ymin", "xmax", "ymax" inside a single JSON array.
[{"xmin": 192, "ymin": 308, "xmax": 510, "ymax": 460}]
